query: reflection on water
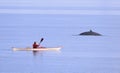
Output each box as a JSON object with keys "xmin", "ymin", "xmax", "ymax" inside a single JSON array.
[
  {"xmin": 32, "ymin": 50, "xmax": 61, "ymax": 56},
  {"xmin": 32, "ymin": 51, "xmax": 44, "ymax": 56}
]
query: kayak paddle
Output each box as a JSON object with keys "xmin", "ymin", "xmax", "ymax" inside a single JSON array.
[{"xmin": 39, "ymin": 38, "xmax": 44, "ymax": 45}]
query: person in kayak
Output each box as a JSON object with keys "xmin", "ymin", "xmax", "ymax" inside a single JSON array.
[
  {"xmin": 33, "ymin": 38, "xmax": 44, "ymax": 48},
  {"xmin": 33, "ymin": 42, "xmax": 39, "ymax": 48}
]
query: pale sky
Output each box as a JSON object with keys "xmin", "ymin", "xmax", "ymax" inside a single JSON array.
[
  {"xmin": 0, "ymin": 0, "xmax": 120, "ymax": 7},
  {"xmin": 0, "ymin": 0, "xmax": 120, "ymax": 14}
]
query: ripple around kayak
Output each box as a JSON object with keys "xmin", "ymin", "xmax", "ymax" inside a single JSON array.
[{"xmin": 79, "ymin": 30, "xmax": 102, "ymax": 36}]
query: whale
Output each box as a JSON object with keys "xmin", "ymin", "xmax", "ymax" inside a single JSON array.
[{"xmin": 79, "ymin": 30, "xmax": 102, "ymax": 36}]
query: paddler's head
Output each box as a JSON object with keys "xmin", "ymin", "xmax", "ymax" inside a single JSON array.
[{"xmin": 34, "ymin": 42, "xmax": 37, "ymax": 44}]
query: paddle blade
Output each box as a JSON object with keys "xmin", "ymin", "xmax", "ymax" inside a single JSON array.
[{"xmin": 40, "ymin": 38, "xmax": 44, "ymax": 43}]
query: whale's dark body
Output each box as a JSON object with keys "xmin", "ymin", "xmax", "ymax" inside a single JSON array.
[{"xmin": 80, "ymin": 30, "xmax": 102, "ymax": 36}]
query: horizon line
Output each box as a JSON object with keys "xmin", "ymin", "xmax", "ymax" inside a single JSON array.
[{"xmin": 0, "ymin": 9, "xmax": 120, "ymax": 15}]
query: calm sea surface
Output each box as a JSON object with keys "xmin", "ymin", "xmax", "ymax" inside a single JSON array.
[{"xmin": 0, "ymin": 14, "xmax": 120, "ymax": 73}]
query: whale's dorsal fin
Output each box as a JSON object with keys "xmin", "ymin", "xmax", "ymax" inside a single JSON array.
[{"xmin": 90, "ymin": 30, "xmax": 92, "ymax": 32}]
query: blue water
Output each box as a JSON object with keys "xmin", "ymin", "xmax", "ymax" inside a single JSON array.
[{"xmin": 0, "ymin": 14, "xmax": 120, "ymax": 73}]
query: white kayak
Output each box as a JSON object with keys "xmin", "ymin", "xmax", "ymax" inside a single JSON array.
[{"xmin": 13, "ymin": 47, "xmax": 61, "ymax": 51}]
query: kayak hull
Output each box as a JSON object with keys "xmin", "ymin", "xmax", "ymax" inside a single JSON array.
[{"xmin": 13, "ymin": 47, "xmax": 61, "ymax": 51}]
